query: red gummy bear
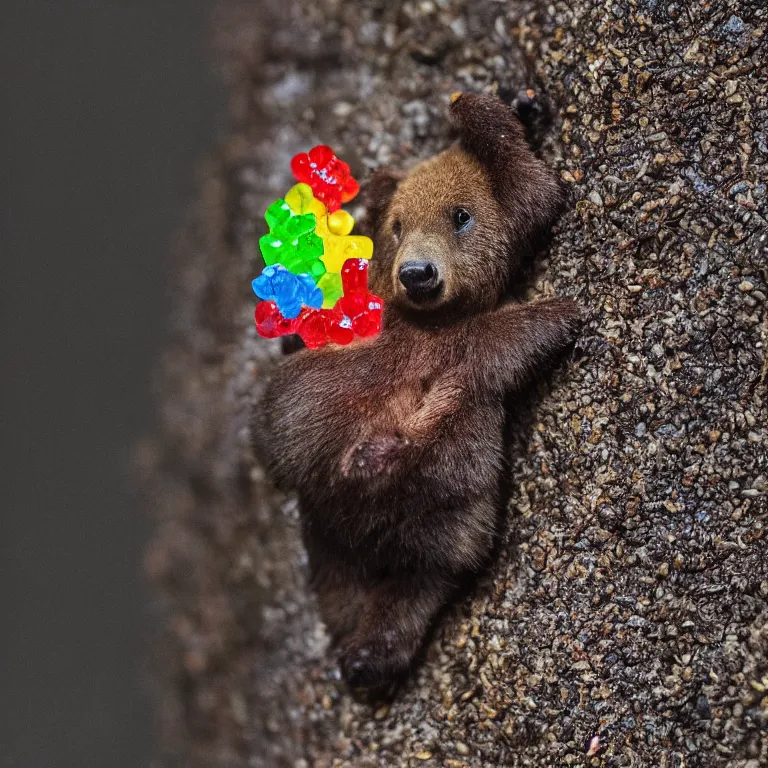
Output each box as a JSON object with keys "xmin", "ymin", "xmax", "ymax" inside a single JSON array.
[
  {"xmin": 338, "ymin": 258, "xmax": 383, "ymax": 337},
  {"xmin": 290, "ymin": 145, "xmax": 360, "ymax": 213},
  {"xmin": 337, "ymin": 259, "xmax": 371, "ymax": 316}
]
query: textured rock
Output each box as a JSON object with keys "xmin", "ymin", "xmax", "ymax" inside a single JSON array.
[{"xmin": 147, "ymin": 1, "xmax": 768, "ymax": 766}]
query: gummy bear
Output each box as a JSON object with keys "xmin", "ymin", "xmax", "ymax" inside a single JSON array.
[
  {"xmin": 285, "ymin": 183, "xmax": 373, "ymax": 274},
  {"xmin": 336, "ymin": 258, "xmax": 383, "ymax": 337},
  {"xmin": 252, "ymin": 265, "xmax": 323, "ymax": 319},
  {"xmin": 291, "ymin": 145, "xmax": 360, "ymax": 213},
  {"xmin": 259, "ymin": 210, "xmax": 325, "ymax": 279},
  {"xmin": 337, "ymin": 257, "xmax": 372, "ymax": 318},
  {"xmin": 254, "ymin": 301, "xmax": 298, "ymax": 338}
]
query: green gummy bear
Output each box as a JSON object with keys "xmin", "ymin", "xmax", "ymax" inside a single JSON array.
[
  {"xmin": 260, "ymin": 231, "xmax": 325, "ymax": 275},
  {"xmin": 317, "ymin": 271, "xmax": 343, "ymax": 308}
]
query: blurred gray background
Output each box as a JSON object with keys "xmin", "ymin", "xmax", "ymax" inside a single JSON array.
[{"xmin": 1, "ymin": 2, "xmax": 220, "ymax": 766}]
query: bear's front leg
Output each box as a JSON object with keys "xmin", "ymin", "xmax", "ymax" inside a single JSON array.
[
  {"xmin": 338, "ymin": 575, "xmax": 453, "ymax": 690},
  {"xmin": 470, "ymin": 298, "xmax": 582, "ymax": 393}
]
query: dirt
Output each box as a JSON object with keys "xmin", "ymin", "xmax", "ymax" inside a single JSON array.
[{"xmin": 146, "ymin": 1, "xmax": 768, "ymax": 766}]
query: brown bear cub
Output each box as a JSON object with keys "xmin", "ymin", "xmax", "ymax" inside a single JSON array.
[{"xmin": 251, "ymin": 93, "xmax": 580, "ymax": 690}]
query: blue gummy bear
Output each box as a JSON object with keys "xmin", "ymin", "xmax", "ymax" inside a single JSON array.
[{"xmin": 252, "ymin": 265, "xmax": 323, "ymax": 319}]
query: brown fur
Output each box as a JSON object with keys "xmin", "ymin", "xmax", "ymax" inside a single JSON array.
[{"xmin": 251, "ymin": 93, "xmax": 580, "ymax": 690}]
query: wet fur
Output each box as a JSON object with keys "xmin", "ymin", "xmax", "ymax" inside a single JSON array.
[{"xmin": 251, "ymin": 93, "xmax": 580, "ymax": 690}]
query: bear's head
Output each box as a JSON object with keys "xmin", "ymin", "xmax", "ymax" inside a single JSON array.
[{"xmin": 363, "ymin": 93, "xmax": 564, "ymax": 321}]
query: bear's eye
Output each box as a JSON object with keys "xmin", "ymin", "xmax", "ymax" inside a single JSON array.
[
  {"xmin": 392, "ymin": 219, "xmax": 402, "ymax": 242},
  {"xmin": 452, "ymin": 208, "xmax": 473, "ymax": 233}
]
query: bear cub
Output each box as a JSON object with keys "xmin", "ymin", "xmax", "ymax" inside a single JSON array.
[{"xmin": 251, "ymin": 93, "xmax": 580, "ymax": 690}]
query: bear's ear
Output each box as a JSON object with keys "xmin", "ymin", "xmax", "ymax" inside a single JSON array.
[
  {"xmin": 360, "ymin": 167, "xmax": 407, "ymax": 236},
  {"xmin": 449, "ymin": 92, "xmax": 564, "ymax": 252}
]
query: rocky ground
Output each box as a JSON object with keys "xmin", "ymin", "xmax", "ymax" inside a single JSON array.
[{"xmin": 145, "ymin": 1, "xmax": 767, "ymax": 765}]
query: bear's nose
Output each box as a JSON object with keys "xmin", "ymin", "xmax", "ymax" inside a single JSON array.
[{"xmin": 398, "ymin": 261, "xmax": 441, "ymax": 302}]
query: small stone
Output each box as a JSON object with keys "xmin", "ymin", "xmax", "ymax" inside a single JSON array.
[
  {"xmin": 683, "ymin": 40, "xmax": 700, "ymax": 62},
  {"xmin": 333, "ymin": 102, "xmax": 354, "ymax": 118},
  {"xmin": 183, "ymin": 649, "xmax": 207, "ymax": 675},
  {"xmin": 696, "ymin": 695, "xmax": 713, "ymax": 719}
]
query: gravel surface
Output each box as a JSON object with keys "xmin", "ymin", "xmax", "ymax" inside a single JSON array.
[{"xmin": 146, "ymin": 1, "xmax": 767, "ymax": 765}]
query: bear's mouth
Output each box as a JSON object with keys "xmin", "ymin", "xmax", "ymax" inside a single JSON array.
[{"xmin": 403, "ymin": 281, "xmax": 444, "ymax": 305}]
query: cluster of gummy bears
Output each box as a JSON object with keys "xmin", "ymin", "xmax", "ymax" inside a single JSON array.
[{"xmin": 252, "ymin": 145, "xmax": 383, "ymax": 349}]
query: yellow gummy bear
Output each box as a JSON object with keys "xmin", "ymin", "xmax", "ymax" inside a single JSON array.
[{"xmin": 285, "ymin": 183, "xmax": 373, "ymax": 273}]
